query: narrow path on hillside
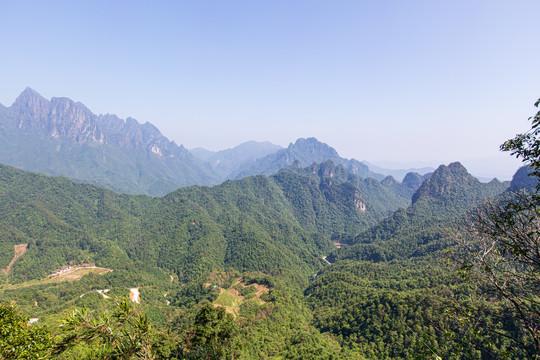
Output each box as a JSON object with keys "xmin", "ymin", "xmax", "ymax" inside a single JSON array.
[
  {"xmin": 323, "ymin": 256, "xmax": 332, "ymax": 265},
  {"xmin": 1, "ymin": 244, "xmax": 28, "ymax": 274}
]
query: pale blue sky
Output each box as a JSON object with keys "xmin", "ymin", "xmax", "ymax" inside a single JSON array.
[{"xmin": 1, "ymin": 1, "xmax": 539, "ymax": 178}]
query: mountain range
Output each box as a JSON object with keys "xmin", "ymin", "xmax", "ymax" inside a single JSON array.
[
  {"xmin": 0, "ymin": 154, "xmax": 521, "ymax": 359},
  {"xmin": 0, "ymin": 88, "xmax": 531, "ymax": 359},
  {"xmin": 0, "ymin": 88, "xmax": 220, "ymax": 195},
  {"xmin": 0, "ymin": 158, "xmax": 417, "ymax": 284},
  {"xmin": 0, "ymin": 88, "xmax": 436, "ymax": 196}
]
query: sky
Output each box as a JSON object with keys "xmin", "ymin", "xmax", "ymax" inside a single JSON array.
[{"xmin": 1, "ymin": 0, "xmax": 539, "ymax": 179}]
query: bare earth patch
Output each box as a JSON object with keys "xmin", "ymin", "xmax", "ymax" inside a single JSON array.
[
  {"xmin": 50, "ymin": 265, "xmax": 112, "ymax": 280},
  {"xmin": 212, "ymin": 278, "xmax": 270, "ymax": 317},
  {"xmin": 252, "ymin": 283, "xmax": 270, "ymax": 301},
  {"xmin": 2, "ymin": 265, "xmax": 112, "ymax": 290},
  {"xmin": 332, "ymin": 240, "xmax": 344, "ymax": 248},
  {"xmin": 96, "ymin": 289, "xmax": 110, "ymax": 299},
  {"xmin": 229, "ymin": 287, "xmax": 240, "ymax": 296},
  {"xmin": 129, "ymin": 287, "xmax": 140, "ymax": 304},
  {"xmin": 1, "ymin": 244, "xmax": 28, "ymax": 275}
]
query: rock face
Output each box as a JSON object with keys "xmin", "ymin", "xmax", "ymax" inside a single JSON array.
[
  {"xmin": 8, "ymin": 88, "xmax": 188, "ymax": 158},
  {"xmin": 0, "ymin": 88, "xmax": 215, "ymax": 195}
]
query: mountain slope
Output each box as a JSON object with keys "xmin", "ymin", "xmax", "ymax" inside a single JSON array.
[
  {"xmin": 0, "ymin": 88, "xmax": 218, "ymax": 195},
  {"xmin": 302, "ymin": 164, "xmax": 513, "ymax": 359},
  {"xmin": 0, "ymin": 161, "xmax": 516, "ymax": 360},
  {"xmin": 331, "ymin": 162, "xmax": 509, "ymax": 262},
  {"xmin": 0, "ymin": 161, "xmax": 411, "ymax": 285}
]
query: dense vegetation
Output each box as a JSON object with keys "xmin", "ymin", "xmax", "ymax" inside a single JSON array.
[
  {"xmin": 2, "ymin": 157, "xmax": 531, "ymax": 359},
  {"xmin": 0, "ymin": 160, "xmax": 412, "ymax": 286},
  {"xmin": 330, "ymin": 163, "xmax": 508, "ymax": 263}
]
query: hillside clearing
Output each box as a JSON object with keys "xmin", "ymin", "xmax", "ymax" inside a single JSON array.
[
  {"xmin": 213, "ymin": 278, "xmax": 269, "ymax": 317},
  {"xmin": 1, "ymin": 265, "xmax": 112, "ymax": 290},
  {"xmin": 1, "ymin": 244, "xmax": 28, "ymax": 275}
]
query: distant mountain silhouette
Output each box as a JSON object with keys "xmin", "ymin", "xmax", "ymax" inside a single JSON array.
[
  {"xmin": 362, "ymin": 161, "xmax": 435, "ymax": 182},
  {"xmin": 0, "ymin": 88, "xmax": 399, "ymax": 196},
  {"xmin": 230, "ymin": 137, "xmax": 384, "ymax": 181},
  {"xmin": 190, "ymin": 141, "xmax": 283, "ymax": 179}
]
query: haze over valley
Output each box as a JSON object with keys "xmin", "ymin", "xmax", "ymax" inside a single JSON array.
[{"xmin": 1, "ymin": 1, "xmax": 539, "ymax": 359}]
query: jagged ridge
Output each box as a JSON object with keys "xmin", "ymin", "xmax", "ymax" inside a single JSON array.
[{"xmin": 0, "ymin": 88, "xmax": 218, "ymax": 195}]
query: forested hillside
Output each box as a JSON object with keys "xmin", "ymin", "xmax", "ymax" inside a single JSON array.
[
  {"xmin": 1, "ymin": 159, "xmax": 526, "ymax": 359},
  {"xmin": 329, "ymin": 162, "xmax": 508, "ymax": 264},
  {"xmin": 303, "ymin": 162, "xmax": 515, "ymax": 359},
  {"xmin": 0, "ymin": 160, "xmax": 411, "ymax": 286}
]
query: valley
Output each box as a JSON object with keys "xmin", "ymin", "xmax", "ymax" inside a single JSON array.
[
  {"xmin": 0, "ymin": 88, "xmax": 536, "ymax": 359},
  {"xmin": 0, "ymin": 155, "xmax": 526, "ymax": 359},
  {"xmin": 1, "ymin": 0, "xmax": 537, "ymax": 356}
]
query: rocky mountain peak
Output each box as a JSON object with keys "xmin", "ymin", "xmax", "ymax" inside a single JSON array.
[
  {"xmin": 5, "ymin": 88, "xmax": 190, "ymax": 156},
  {"xmin": 412, "ymin": 162, "xmax": 475, "ymax": 204},
  {"xmin": 49, "ymin": 97, "xmax": 95, "ymax": 122},
  {"xmin": 289, "ymin": 137, "xmax": 340, "ymax": 158},
  {"xmin": 0, "ymin": 88, "xmax": 209, "ymax": 195},
  {"xmin": 430, "ymin": 162, "xmax": 471, "ymax": 183},
  {"xmin": 447, "ymin": 162, "xmax": 469, "ymax": 176},
  {"xmin": 11, "ymin": 87, "xmax": 50, "ymax": 120},
  {"xmin": 13, "ymin": 87, "xmax": 47, "ymax": 105}
]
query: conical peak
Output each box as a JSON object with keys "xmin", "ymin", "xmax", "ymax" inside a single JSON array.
[{"xmin": 13, "ymin": 87, "xmax": 49, "ymax": 107}]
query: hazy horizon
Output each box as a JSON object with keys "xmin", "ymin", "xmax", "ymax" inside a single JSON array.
[
  {"xmin": 1, "ymin": 1, "xmax": 537, "ymax": 179},
  {"xmin": 0, "ymin": 86, "xmax": 524, "ymax": 181}
]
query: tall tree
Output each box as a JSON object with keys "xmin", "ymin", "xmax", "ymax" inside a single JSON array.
[{"xmin": 453, "ymin": 98, "xmax": 540, "ymax": 359}]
